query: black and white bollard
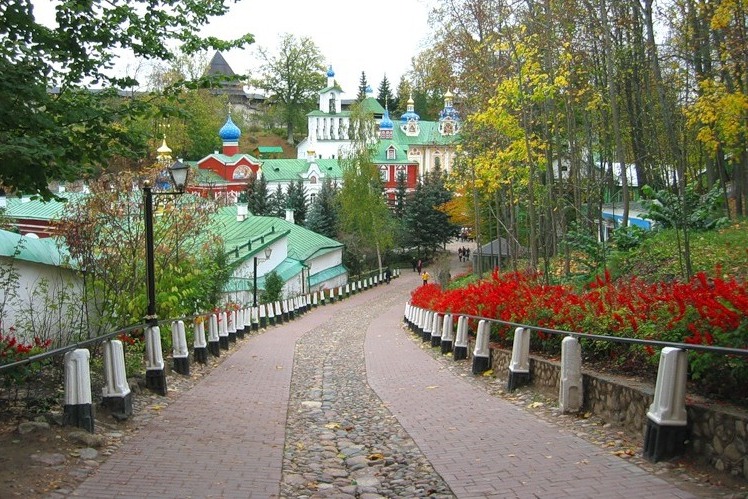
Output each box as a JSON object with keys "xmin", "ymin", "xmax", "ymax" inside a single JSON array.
[
  {"xmin": 507, "ymin": 327, "xmax": 531, "ymax": 391},
  {"xmin": 453, "ymin": 316, "xmax": 469, "ymax": 360},
  {"xmin": 274, "ymin": 301, "xmax": 283, "ymax": 323},
  {"xmin": 251, "ymin": 306, "xmax": 260, "ymax": 331},
  {"xmin": 421, "ymin": 311, "xmax": 433, "ymax": 342},
  {"xmin": 227, "ymin": 310, "xmax": 237, "ymax": 343},
  {"xmin": 430, "ymin": 312, "xmax": 443, "ymax": 347},
  {"xmin": 219, "ymin": 311, "xmax": 229, "ymax": 350},
  {"xmin": 242, "ymin": 306, "xmax": 253, "ymax": 336},
  {"xmin": 337, "ymin": 286, "xmax": 344, "ymax": 301},
  {"xmin": 102, "ymin": 340, "xmax": 132, "ymax": 419},
  {"xmin": 236, "ymin": 309, "xmax": 246, "ymax": 339},
  {"xmin": 559, "ymin": 336, "xmax": 583, "ymax": 413},
  {"xmin": 440, "ymin": 313, "xmax": 454, "ymax": 354},
  {"xmin": 258, "ymin": 304, "xmax": 266, "ymax": 328},
  {"xmin": 472, "ymin": 319, "xmax": 491, "ymax": 374},
  {"xmin": 208, "ymin": 314, "xmax": 220, "ymax": 357},
  {"xmin": 643, "ymin": 347, "xmax": 689, "ymax": 462},
  {"xmin": 312, "ymin": 292, "xmax": 319, "ymax": 307},
  {"xmin": 171, "ymin": 320, "xmax": 190, "ymax": 375},
  {"xmin": 193, "ymin": 318, "xmax": 208, "ymax": 364},
  {"xmin": 328, "ymin": 288, "xmax": 335, "ymax": 303},
  {"xmin": 145, "ymin": 325, "xmax": 167, "ymax": 395},
  {"xmin": 267, "ymin": 302, "xmax": 276, "ymax": 326},
  {"xmin": 412, "ymin": 307, "xmax": 422, "ymax": 335},
  {"xmin": 403, "ymin": 303, "xmax": 411, "ymax": 326},
  {"xmin": 345, "ymin": 283, "xmax": 351, "ymax": 298},
  {"xmin": 63, "ymin": 349, "xmax": 94, "ymax": 432}
]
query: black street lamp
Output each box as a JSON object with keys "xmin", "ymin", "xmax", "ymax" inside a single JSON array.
[
  {"xmin": 143, "ymin": 160, "xmax": 189, "ymax": 395},
  {"xmin": 253, "ymin": 246, "xmax": 273, "ymax": 307}
]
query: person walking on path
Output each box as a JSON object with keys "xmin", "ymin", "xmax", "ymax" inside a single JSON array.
[
  {"xmin": 417, "ymin": 258, "xmax": 423, "ymax": 274},
  {"xmin": 421, "ymin": 270, "xmax": 430, "ymax": 286}
]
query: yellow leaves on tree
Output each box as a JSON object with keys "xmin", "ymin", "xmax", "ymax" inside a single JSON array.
[{"xmin": 687, "ymin": 79, "xmax": 748, "ymax": 156}]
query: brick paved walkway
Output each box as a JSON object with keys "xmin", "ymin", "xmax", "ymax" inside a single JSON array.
[{"xmin": 72, "ymin": 256, "xmax": 698, "ymax": 498}]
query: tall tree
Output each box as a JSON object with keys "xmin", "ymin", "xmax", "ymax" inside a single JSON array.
[
  {"xmin": 286, "ymin": 179, "xmax": 308, "ymax": 225},
  {"xmin": 393, "ymin": 76, "xmax": 412, "ymax": 118},
  {"xmin": 0, "ymin": 0, "xmax": 253, "ymax": 199},
  {"xmin": 305, "ymin": 178, "xmax": 339, "ymax": 238},
  {"xmin": 338, "ymin": 103, "xmax": 394, "ymax": 273},
  {"xmin": 268, "ymin": 183, "xmax": 287, "ymax": 218},
  {"xmin": 246, "ymin": 174, "xmax": 269, "ymax": 216},
  {"xmin": 250, "ymin": 33, "xmax": 326, "ymax": 144},
  {"xmin": 376, "ymin": 74, "xmax": 396, "ymax": 110},
  {"xmin": 357, "ymin": 71, "xmax": 370, "ymax": 101}
]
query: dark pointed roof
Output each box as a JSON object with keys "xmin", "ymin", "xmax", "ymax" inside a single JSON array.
[{"xmin": 207, "ymin": 51, "xmax": 235, "ymax": 77}]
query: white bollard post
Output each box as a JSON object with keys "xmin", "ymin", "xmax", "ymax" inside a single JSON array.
[
  {"xmin": 227, "ymin": 310, "xmax": 237, "ymax": 343},
  {"xmin": 251, "ymin": 306, "xmax": 260, "ymax": 331},
  {"xmin": 171, "ymin": 320, "xmax": 190, "ymax": 375},
  {"xmin": 472, "ymin": 319, "xmax": 491, "ymax": 374},
  {"xmin": 236, "ymin": 308, "xmax": 246, "ymax": 339},
  {"xmin": 559, "ymin": 336, "xmax": 583, "ymax": 413},
  {"xmin": 345, "ymin": 283, "xmax": 351, "ymax": 297},
  {"xmin": 145, "ymin": 325, "xmax": 167, "ymax": 395},
  {"xmin": 440, "ymin": 313, "xmax": 454, "ymax": 354},
  {"xmin": 421, "ymin": 311, "xmax": 433, "ymax": 342},
  {"xmin": 102, "ymin": 340, "xmax": 132, "ymax": 419},
  {"xmin": 454, "ymin": 316, "xmax": 469, "ymax": 360},
  {"xmin": 337, "ymin": 286, "xmax": 344, "ymax": 301},
  {"xmin": 266, "ymin": 302, "xmax": 276, "ymax": 325},
  {"xmin": 312, "ymin": 291, "xmax": 319, "ymax": 307},
  {"xmin": 63, "ymin": 348, "xmax": 94, "ymax": 432},
  {"xmin": 329, "ymin": 288, "xmax": 335, "ymax": 303},
  {"xmin": 274, "ymin": 301, "xmax": 283, "ymax": 323},
  {"xmin": 643, "ymin": 347, "xmax": 689, "ymax": 462},
  {"xmin": 208, "ymin": 313, "xmax": 220, "ymax": 357},
  {"xmin": 194, "ymin": 318, "xmax": 208, "ymax": 363},
  {"xmin": 430, "ymin": 312, "xmax": 443, "ymax": 347},
  {"xmin": 218, "ymin": 311, "xmax": 229, "ymax": 349},
  {"xmin": 507, "ymin": 327, "xmax": 531, "ymax": 391}
]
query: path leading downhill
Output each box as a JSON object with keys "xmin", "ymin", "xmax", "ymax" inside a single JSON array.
[{"xmin": 69, "ymin": 243, "xmax": 704, "ymax": 498}]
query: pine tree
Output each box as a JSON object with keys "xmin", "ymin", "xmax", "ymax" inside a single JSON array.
[
  {"xmin": 305, "ymin": 178, "xmax": 339, "ymax": 238},
  {"xmin": 394, "ymin": 76, "xmax": 411, "ymax": 118},
  {"xmin": 286, "ymin": 180, "xmax": 308, "ymax": 225},
  {"xmin": 247, "ymin": 175, "xmax": 269, "ymax": 215},
  {"xmin": 377, "ymin": 74, "xmax": 396, "ymax": 110},
  {"xmin": 394, "ymin": 170, "xmax": 408, "ymax": 219},
  {"xmin": 269, "ymin": 183, "xmax": 286, "ymax": 218},
  {"xmin": 357, "ymin": 71, "xmax": 369, "ymax": 101},
  {"xmin": 403, "ymin": 169, "xmax": 456, "ymax": 257}
]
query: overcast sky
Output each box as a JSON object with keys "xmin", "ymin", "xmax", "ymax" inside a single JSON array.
[{"xmin": 34, "ymin": 0, "xmax": 435, "ymax": 99}]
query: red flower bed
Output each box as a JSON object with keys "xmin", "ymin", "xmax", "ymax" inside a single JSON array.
[{"xmin": 410, "ymin": 269, "xmax": 748, "ymax": 402}]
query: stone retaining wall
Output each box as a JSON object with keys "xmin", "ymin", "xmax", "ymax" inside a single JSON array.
[{"xmin": 483, "ymin": 345, "xmax": 748, "ymax": 480}]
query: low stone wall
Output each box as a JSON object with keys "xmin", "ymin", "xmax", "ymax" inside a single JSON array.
[{"xmin": 484, "ymin": 345, "xmax": 748, "ymax": 480}]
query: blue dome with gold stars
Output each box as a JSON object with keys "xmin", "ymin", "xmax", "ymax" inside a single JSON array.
[{"xmin": 219, "ymin": 115, "xmax": 241, "ymax": 141}]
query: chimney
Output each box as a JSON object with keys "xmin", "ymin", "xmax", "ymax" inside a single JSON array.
[
  {"xmin": 237, "ymin": 204, "xmax": 248, "ymax": 222},
  {"xmin": 285, "ymin": 208, "xmax": 295, "ymax": 224}
]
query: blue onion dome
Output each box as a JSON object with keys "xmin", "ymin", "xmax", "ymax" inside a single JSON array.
[
  {"xmin": 400, "ymin": 109, "xmax": 420, "ymax": 123},
  {"xmin": 326, "ymin": 65, "xmax": 335, "ymax": 77},
  {"xmin": 219, "ymin": 115, "xmax": 241, "ymax": 141},
  {"xmin": 380, "ymin": 108, "xmax": 394, "ymax": 130}
]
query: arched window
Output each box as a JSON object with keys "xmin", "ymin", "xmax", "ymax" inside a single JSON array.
[{"xmin": 310, "ymin": 176, "xmax": 317, "ymax": 184}]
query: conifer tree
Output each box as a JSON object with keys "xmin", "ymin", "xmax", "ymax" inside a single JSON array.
[
  {"xmin": 269, "ymin": 184, "xmax": 287, "ymax": 218},
  {"xmin": 377, "ymin": 74, "xmax": 396, "ymax": 110},
  {"xmin": 305, "ymin": 178, "xmax": 339, "ymax": 239},
  {"xmin": 357, "ymin": 71, "xmax": 369, "ymax": 101}
]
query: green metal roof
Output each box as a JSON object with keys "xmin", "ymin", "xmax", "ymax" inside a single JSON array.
[
  {"xmin": 3, "ymin": 193, "xmax": 86, "ymax": 221},
  {"xmin": 373, "ymin": 140, "xmax": 411, "ymax": 164},
  {"xmin": 360, "ymin": 97, "xmax": 386, "ymax": 116},
  {"xmin": 0, "ymin": 230, "xmax": 70, "ymax": 267},
  {"xmin": 257, "ymin": 146, "xmax": 283, "ymax": 153},
  {"xmin": 392, "ymin": 121, "xmax": 461, "ymax": 147},
  {"xmin": 188, "ymin": 163, "xmax": 229, "ymax": 185},
  {"xmin": 260, "ymin": 159, "xmax": 342, "ymax": 182},
  {"xmin": 309, "ymin": 264, "xmax": 347, "ymax": 287},
  {"xmin": 212, "ymin": 205, "xmax": 343, "ymax": 265}
]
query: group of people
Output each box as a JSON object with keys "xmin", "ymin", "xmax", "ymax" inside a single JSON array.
[{"xmin": 457, "ymin": 246, "xmax": 471, "ymax": 262}]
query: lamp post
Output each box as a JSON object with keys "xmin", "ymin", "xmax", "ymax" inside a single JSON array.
[
  {"xmin": 253, "ymin": 246, "xmax": 273, "ymax": 307},
  {"xmin": 143, "ymin": 160, "xmax": 189, "ymax": 395}
]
